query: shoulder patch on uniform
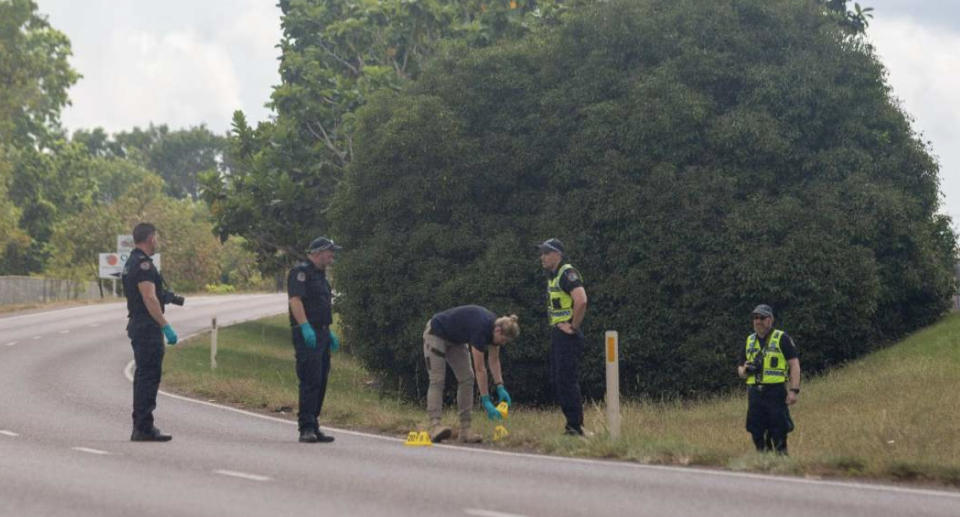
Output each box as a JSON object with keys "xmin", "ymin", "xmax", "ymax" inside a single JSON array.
[
  {"xmin": 565, "ymin": 269, "xmax": 579, "ymax": 282},
  {"xmin": 296, "ymin": 271, "xmax": 306, "ymax": 282},
  {"xmin": 140, "ymin": 261, "xmax": 151, "ymax": 271}
]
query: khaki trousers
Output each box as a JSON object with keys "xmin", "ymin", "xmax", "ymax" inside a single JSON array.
[{"xmin": 423, "ymin": 320, "xmax": 474, "ymax": 426}]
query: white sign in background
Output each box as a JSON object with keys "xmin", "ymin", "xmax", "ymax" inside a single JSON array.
[
  {"xmin": 98, "ymin": 252, "xmax": 161, "ymax": 279},
  {"xmin": 117, "ymin": 234, "xmax": 134, "ymax": 255}
]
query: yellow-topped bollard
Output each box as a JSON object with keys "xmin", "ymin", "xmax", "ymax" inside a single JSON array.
[{"xmin": 496, "ymin": 401, "xmax": 509, "ymax": 419}]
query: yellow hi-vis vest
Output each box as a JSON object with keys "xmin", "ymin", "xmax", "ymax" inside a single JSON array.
[
  {"xmin": 745, "ymin": 329, "xmax": 788, "ymax": 385},
  {"xmin": 547, "ymin": 264, "xmax": 577, "ymax": 325}
]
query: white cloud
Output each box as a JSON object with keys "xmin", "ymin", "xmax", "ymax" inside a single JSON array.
[
  {"xmin": 62, "ymin": 27, "xmax": 243, "ymax": 134},
  {"xmin": 41, "ymin": 1, "xmax": 282, "ymax": 135},
  {"xmin": 868, "ymin": 17, "xmax": 960, "ymax": 219}
]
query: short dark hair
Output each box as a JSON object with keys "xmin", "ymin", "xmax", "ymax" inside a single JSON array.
[{"xmin": 133, "ymin": 222, "xmax": 157, "ymax": 244}]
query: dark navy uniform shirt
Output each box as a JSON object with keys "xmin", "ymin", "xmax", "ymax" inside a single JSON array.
[
  {"xmin": 287, "ymin": 261, "xmax": 333, "ymax": 327},
  {"xmin": 122, "ymin": 248, "xmax": 164, "ymax": 321},
  {"xmin": 430, "ymin": 305, "xmax": 496, "ymax": 352}
]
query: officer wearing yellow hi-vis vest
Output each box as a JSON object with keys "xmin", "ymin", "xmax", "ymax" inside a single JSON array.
[
  {"xmin": 538, "ymin": 238, "xmax": 588, "ymax": 436},
  {"xmin": 737, "ymin": 304, "xmax": 801, "ymax": 454}
]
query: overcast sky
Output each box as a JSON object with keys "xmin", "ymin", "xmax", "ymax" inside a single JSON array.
[{"xmin": 37, "ymin": 1, "xmax": 960, "ymax": 221}]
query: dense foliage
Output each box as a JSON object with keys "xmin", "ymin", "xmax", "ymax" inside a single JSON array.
[
  {"xmin": 203, "ymin": 0, "xmax": 588, "ymax": 270},
  {"xmin": 333, "ymin": 0, "xmax": 956, "ymax": 401}
]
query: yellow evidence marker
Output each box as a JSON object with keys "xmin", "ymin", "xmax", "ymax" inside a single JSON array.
[
  {"xmin": 493, "ymin": 425, "xmax": 510, "ymax": 441},
  {"xmin": 496, "ymin": 401, "xmax": 509, "ymax": 419},
  {"xmin": 405, "ymin": 431, "xmax": 433, "ymax": 446}
]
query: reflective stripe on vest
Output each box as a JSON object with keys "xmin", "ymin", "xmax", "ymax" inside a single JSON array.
[
  {"xmin": 547, "ymin": 264, "xmax": 575, "ymax": 325},
  {"xmin": 745, "ymin": 329, "xmax": 788, "ymax": 385}
]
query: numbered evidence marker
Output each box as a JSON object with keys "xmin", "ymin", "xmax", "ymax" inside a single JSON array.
[
  {"xmin": 496, "ymin": 401, "xmax": 509, "ymax": 419},
  {"xmin": 404, "ymin": 431, "xmax": 433, "ymax": 446}
]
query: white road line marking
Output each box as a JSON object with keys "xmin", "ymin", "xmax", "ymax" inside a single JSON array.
[
  {"xmin": 88, "ymin": 323, "xmax": 100, "ymax": 328},
  {"xmin": 58, "ymin": 329, "xmax": 70, "ymax": 334},
  {"xmin": 126, "ymin": 351, "xmax": 960, "ymax": 502},
  {"xmin": 464, "ymin": 509, "xmax": 528, "ymax": 517},
  {"xmin": 72, "ymin": 447, "xmax": 110, "ymax": 455},
  {"xmin": 31, "ymin": 335, "xmax": 42, "ymax": 340},
  {"xmin": 214, "ymin": 469, "xmax": 271, "ymax": 482},
  {"xmin": 4, "ymin": 341, "xmax": 16, "ymax": 346},
  {"xmin": 0, "ymin": 430, "xmax": 20, "ymax": 437}
]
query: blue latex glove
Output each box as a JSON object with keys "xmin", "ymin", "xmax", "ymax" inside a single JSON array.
[
  {"xmin": 329, "ymin": 330, "xmax": 340, "ymax": 352},
  {"xmin": 496, "ymin": 384, "xmax": 511, "ymax": 407},
  {"xmin": 300, "ymin": 322, "xmax": 317, "ymax": 349},
  {"xmin": 162, "ymin": 324, "xmax": 178, "ymax": 345},
  {"xmin": 481, "ymin": 395, "xmax": 502, "ymax": 421}
]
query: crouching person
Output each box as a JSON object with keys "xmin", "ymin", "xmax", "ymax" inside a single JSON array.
[{"xmin": 423, "ymin": 305, "xmax": 519, "ymax": 443}]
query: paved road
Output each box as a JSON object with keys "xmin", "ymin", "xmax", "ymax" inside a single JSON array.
[{"xmin": 1, "ymin": 295, "xmax": 958, "ymax": 517}]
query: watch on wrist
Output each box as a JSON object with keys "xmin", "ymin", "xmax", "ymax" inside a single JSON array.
[{"xmin": 790, "ymin": 388, "xmax": 800, "ymax": 394}]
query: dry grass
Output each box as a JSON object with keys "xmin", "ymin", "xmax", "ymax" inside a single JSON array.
[{"xmin": 162, "ymin": 313, "xmax": 960, "ymax": 487}]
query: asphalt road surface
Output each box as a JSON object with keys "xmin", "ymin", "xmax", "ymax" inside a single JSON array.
[{"xmin": 1, "ymin": 294, "xmax": 958, "ymax": 517}]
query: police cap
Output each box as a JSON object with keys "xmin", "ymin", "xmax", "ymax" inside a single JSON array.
[
  {"xmin": 751, "ymin": 304, "xmax": 774, "ymax": 318},
  {"xmin": 536, "ymin": 238, "xmax": 564, "ymax": 255},
  {"xmin": 306, "ymin": 236, "xmax": 342, "ymax": 253}
]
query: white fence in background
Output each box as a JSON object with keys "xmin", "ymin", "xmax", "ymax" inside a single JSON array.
[{"xmin": 0, "ymin": 276, "xmax": 105, "ymax": 305}]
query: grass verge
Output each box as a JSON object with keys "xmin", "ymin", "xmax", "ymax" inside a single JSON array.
[{"xmin": 162, "ymin": 313, "xmax": 960, "ymax": 488}]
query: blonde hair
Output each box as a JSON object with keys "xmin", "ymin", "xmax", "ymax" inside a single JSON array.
[{"xmin": 495, "ymin": 314, "xmax": 520, "ymax": 341}]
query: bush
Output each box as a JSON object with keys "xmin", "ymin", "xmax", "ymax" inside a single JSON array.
[
  {"xmin": 332, "ymin": 0, "xmax": 956, "ymax": 403},
  {"xmin": 205, "ymin": 283, "xmax": 237, "ymax": 294}
]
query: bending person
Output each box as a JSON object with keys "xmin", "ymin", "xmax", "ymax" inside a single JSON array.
[{"xmin": 422, "ymin": 305, "xmax": 519, "ymax": 443}]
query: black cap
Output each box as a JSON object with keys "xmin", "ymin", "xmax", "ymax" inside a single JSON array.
[
  {"xmin": 751, "ymin": 304, "xmax": 774, "ymax": 318},
  {"xmin": 537, "ymin": 238, "xmax": 564, "ymax": 254},
  {"xmin": 306, "ymin": 236, "xmax": 342, "ymax": 253}
]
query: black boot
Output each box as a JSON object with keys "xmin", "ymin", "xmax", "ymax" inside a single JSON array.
[
  {"xmin": 131, "ymin": 427, "xmax": 172, "ymax": 442},
  {"xmin": 299, "ymin": 429, "xmax": 319, "ymax": 443}
]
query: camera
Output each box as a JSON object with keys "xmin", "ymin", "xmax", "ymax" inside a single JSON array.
[
  {"xmin": 161, "ymin": 290, "xmax": 185, "ymax": 306},
  {"xmin": 744, "ymin": 356, "xmax": 763, "ymax": 374}
]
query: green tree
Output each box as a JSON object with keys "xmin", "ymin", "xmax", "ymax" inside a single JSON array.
[
  {"xmin": 0, "ymin": 148, "xmax": 28, "ymax": 255},
  {"xmin": 104, "ymin": 124, "xmax": 225, "ymax": 200},
  {"xmin": 0, "ymin": 0, "xmax": 79, "ymax": 272},
  {"xmin": 204, "ymin": 0, "xmax": 585, "ymax": 269},
  {"xmin": 332, "ymin": 0, "xmax": 956, "ymax": 402},
  {"xmin": 820, "ymin": 0, "xmax": 874, "ymax": 35},
  {"xmin": 0, "ymin": 0, "xmax": 79, "ymax": 148},
  {"xmin": 47, "ymin": 174, "xmax": 223, "ymax": 292}
]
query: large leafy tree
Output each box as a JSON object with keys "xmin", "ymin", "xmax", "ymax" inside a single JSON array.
[
  {"xmin": 0, "ymin": 0, "xmax": 78, "ymax": 272},
  {"xmin": 203, "ymin": 0, "xmax": 585, "ymax": 268},
  {"xmin": 75, "ymin": 125, "xmax": 225, "ymax": 200},
  {"xmin": 332, "ymin": 0, "xmax": 956, "ymax": 401},
  {"xmin": 0, "ymin": 0, "xmax": 78, "ymax": 148}
]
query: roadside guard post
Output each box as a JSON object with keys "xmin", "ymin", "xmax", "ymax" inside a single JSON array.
[
  {"xmin": 605, "ymin": 330, "xmax": 621, "ymax": 439},
  {"xmin": 210, "ymin": 316, "xmax": 218, "ymax": 370}
]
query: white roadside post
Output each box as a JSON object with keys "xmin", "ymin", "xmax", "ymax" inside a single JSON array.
[
  {"xmin": 210, "ymin": 316, "xmax": 218, "ymax": 370},
  {"xmin": 605, "ymin": 330, "xmax": 621, "ymax": 439}
]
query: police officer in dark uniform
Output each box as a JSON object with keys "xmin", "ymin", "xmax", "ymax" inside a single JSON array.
[
  {"xmin": 288, "ymin": 236, "xmax": 342, "ymax": 443},
  {"xmin": 122, "ymin": 222, "xmax": 180, "ymax": 442},
  {"xmin": 538, "ymin": 238, "xmax": 589, "ymax": 436},
  {"xmin": 737, "ymin": 304, "xmax": 801, "ymax": 454}
]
